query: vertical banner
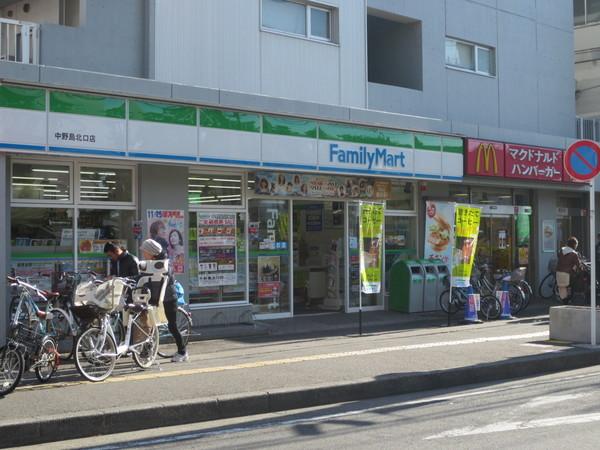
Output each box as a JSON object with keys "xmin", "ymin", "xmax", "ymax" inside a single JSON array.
[
  {"xmin": 359, "ymin": 202, "xmax": 384, "ymax": 294},
  {"xmin": 451, "ymin": 206, "xmax": 481, "ymax": 287},
  {"xmin": 424, "ymin": 201, "xmax": 455, "ymax": 264},
  {"xmin": 197, "ymin": 213, "xmax": 237, "ymax": 287},
  {"xmin": 257, "ymin": 255, "xmax": 281, "ymax": 298},
  {"xmin": 146, "ymin": 210, "xmax": 185, "ymax": 273}
]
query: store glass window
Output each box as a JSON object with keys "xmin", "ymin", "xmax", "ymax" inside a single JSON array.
[
  {"xmin": 384, "ymin": 216, "xmax": 416, "ymax": 296},
  {"xmin": 386, "ymin": 181, "xmax": 415, "ymax": 210},
  {"xmin": 589, "ymin": 0, "xmax": 600, "ymax": 23},
  {"xmin": 514, "ymin": 190, "xmax": 532, "ymax": 206},
  {"xmin": 189, "ymin": 174, "xmax": 243, "ymax": 206},
  {"xmin": 575, "ymin": 0, "xmax": 586, "ymax": 25},
  {"xmin": 11, "ymin": 162, "xmax": 70, "ymax": 202},
  {"xmin": 188, "ymin": 211, "xmax": 247, "ymax": 305},
  {"xmin": 471, "ymin": 188, "xmax": 512, "ymax": 205},
  {"xmin": 77, "ymin": 209, "xmax": 137, "ymax": 275},
  {"xmin": 449, "ymin": 185, "xmax": 470, "ymax": 203},
  {"xmin": 248, "ymin": 199, "xmax": 291, "ymax": 314},
  {"xmin": 11, "ymin": 208, "xmax": 74, "ymax": 290},
  {"xmin": 79, "ymin": 167, "xmax": 133, "ymax": 203}
]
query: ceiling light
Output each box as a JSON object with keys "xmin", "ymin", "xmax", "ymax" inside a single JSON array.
[
  {"xmin": 217, "ymin": 194, "xmax": 241, "ymax": 198},
  {"xmin": 188, "ymin": 184, "xmax": 206, "ymax": 188},
  {"xmin": 80, "ymin": 171, "xmax": 95, "ymax": 175},
  {"xmin": 213, "ymin": 178, "xmax": 241, "ymax": 183},
  {"xmin": 189, "ymin": 177, "xmax": 210, "ymax": 181},
  {"xmin": 12, "ymin": 183, "xmax": 58, "ymax": 187},
  {"xmin": 32, "ymin": 168, "xmax": 69, "ymax": 174},
  {"xmin": 80, "ymin": 179, "xmax": 105, "ymax": 183},
  {"xmin": 98, "ymin": 172, "xmax": 116, "ymax": 176},
  {"xmin": 12, "ymin": 176, "xmax": 44, "ymax": 180},
  {"xmin": 208, "ymin": 185, "xmax": 240, "ymax": 189}
]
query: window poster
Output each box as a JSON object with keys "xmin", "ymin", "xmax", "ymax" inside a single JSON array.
[
  {"xmin": 257, "ymin": 255, "xmax": 281, "ymax": 299},
  {"xmin": 542, "ymin": 219, "xmax": 556, "ymax": 253},
  {"xmin": 197, "ymin": 213, "xmax": 237, "ymax": 287},
  {"xmin": 146, "ymin": 209, "xmax": 185, "ymax": 273}
]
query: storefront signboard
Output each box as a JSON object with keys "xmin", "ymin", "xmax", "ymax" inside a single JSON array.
[
  {"xmin": 197, "ymin": 213, "xmax": 237, "ymax": 287},
  {"xmin": 451, "ymin": 206, "xmax": 481, "ymax": 287},
  {"xmin": 146, "ymin": 209, "xmax": 185, "ymax": 274},
  {"xmin": 466, "ymin": 139, "xmax": 571, "ymax": 183},
  {"xmin": 424, "ymin": 201, "xmax": 455, "ymax": 265},
  {"xmin": 505, "ymin": 144, "xmax": 563, "ymax": 182},
  {"xmin": 257, "ymin": 255, "xmax": 281, "ymax": 299},
  {"xmin": 253, "ymin": 171, "xmax": 391, "ymax": 199},
  {"xmin": 542, "ymin": 219, "xmax": 556, "ymax": 253},
  {"xmin": 359, "ymin": 203, "xmax": 384, "ymax": 294}
]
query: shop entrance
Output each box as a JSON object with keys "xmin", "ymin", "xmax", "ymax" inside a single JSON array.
[{"xmin": 292, "ymin": 201, "xmax": 345, "ymax": 314}]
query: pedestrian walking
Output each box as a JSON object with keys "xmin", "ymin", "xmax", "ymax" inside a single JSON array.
[
  {"xmin": 556, "ymin": 236, "xmax": 584, "ymax": 302},
  {"xmin": 140, "ymin": 238, "xmax": 188, "ymax": 362}
]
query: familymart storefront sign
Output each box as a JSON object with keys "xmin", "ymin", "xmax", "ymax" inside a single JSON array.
[{"xmin": 0, "ymin": 84, "xmax": 464, "ymax": 181}]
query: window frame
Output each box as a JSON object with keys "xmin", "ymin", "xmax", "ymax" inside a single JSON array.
[
  {"xmin": 260, "ymin": 0, "xmax": 337, "ymax": 44},
  {"xmin": 445, "ymin": 37, "xmax": 496, "ymax": 77},
  {"xmin": 76, "ymin": 161, "xmax": 137, "ymax": 207},
  {"xmin": 188, "ymin": 169, "xmax": 247, "ymax": 211},
  {"xmin": 10, "ymin": 158, "xmax": 74, "ymax": 205}
]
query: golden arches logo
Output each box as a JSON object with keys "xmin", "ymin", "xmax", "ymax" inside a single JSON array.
[{"xmin": 475, "ymin": 143, "xmax": 499, "ymax": 174}]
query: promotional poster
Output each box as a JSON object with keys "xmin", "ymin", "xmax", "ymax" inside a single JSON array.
[
  {"xmin": 424, "ymin": 201, "xmax": 455, "ymax": 265},
  {"xmin": 359, "ymin": 202, "xmax": 384, "ymax": 295},
  {"xmin": 197, "ymin": 213, "xmax": 237, "ymax": 287},
  {"xmin": 146, "ymin": 209, "xmax": 185, "ymax": 274},
  {"xmin": 257, "ymin": 255, "xmax": 281, "ymax": 299},
  {"xmin": 451, "ymin": 206, "xmax": 481, "ymax": 287}
]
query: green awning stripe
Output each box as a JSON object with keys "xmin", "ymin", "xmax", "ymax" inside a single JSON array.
[
  {"xmin": 129, "ymin": 99, "xmax": 196, "ymax": 126},
  {"xmin": 263, "ymin": 115, "xmax": 317, "ymax": 138},
  {"xmin": 442, "ymin": 137, "xmax": 464, "ymax": 154},
  {"xmin": 50, "ymin": 91, "xmax": 126, "ymax": 119},
  {"xmin": 319, "ymin": 122, "xmax": 414, "ymax": 148},
  {"xmin": 200, "ymin": 108, "xmax": 261, "ymax": 132},
  {"xmin": 0, "ymin": 85, "xmax": 46, "ymax": 111},
  {"xmin": 415, "ymin": 134, "xmax": 442, "ymax": 152}
]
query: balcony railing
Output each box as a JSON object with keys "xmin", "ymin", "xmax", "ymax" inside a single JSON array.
[
  {"xmin": 577, "ymin": 116, "xmax": 600, "ymax": 141},
  {"xmin": 0, "ymin": 18, "xmax": 39, "ymax": 64}
]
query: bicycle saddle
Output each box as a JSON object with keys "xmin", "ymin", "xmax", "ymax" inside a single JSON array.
[{"xmin": 41, "ymin": 290, "xmax": 61, "ymax": 299}]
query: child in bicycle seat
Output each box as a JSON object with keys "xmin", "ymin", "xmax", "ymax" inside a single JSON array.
[{"xmin": 140, "ymin": 239, "xmax": 188, "ymax": 363}]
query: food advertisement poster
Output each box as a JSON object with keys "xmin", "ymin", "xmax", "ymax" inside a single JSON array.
[
  {"xmin": 542, "ymin": 220, "xmax": 556, "ymax": 253},
  {"xmin": 359, "ymin": 202, "xmax": 384, "ymax": 295},
  {"xmin": 451, "ymin": 206, "xmax": 481, "ymax": 287},
  {"xmin": 197, "ymin": 213, "xmax": 237, "ymax": 287},
  {"xmin": 257, "ymin": 255, "xmax": 281, "ymax": 298},
  {"xmin": 424, "ymin": 201, "xmax": 455, "ymax": 265},
  {"xmin": 254, "ymin": 171, "xmax": 391, "ymax": 199},
  {"xmin": 146, "ymin": 209, "xmax": 185, "ymax": 273}
]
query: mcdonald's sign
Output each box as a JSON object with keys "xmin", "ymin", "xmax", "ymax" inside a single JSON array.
[{"xmin": 466, "ymin": 139, "xmax": 505, "ymax": 177}]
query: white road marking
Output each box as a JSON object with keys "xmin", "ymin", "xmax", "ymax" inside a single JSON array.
[
  {"xmin": 521, "ymin": 393, "xmax": 590, "ymax": 408},
  {"xmin": 425, "ymin": 412, "xmax": 600, "ymax": 440}
]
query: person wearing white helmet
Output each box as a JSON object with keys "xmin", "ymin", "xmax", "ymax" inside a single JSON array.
[{"xmin": 140, "ymin": 238, "xmax": 188, "ymax": 362}]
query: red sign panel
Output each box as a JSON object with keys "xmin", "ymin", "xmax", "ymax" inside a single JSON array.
[
  {"xmin": 505, "ymin": 144, "xmax": 563, "ymax": 182},
  {"xmin": 465, "ymin": 140, "xmax": 505, "ymax": 178}
]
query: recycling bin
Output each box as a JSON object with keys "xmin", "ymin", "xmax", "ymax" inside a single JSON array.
[
  {"xmin": 432, "ymin": 261, "xmax": 450, "ymax": 296},
  {"xmin": 390, "ymin": 259, "xmax": 425, "ymax": 313},
  {"xmin": 420, "ymin": 260, "xmax": 439, "ymax": 311}
]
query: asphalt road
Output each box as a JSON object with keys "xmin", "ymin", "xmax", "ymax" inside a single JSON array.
[{"xmin": 32, "ymin": 365, "xmax": 600, "ymax": 450}]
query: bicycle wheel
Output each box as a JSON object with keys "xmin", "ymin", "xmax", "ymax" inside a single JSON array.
[
  {"xmin": 518, "ymin": 280, "xmax": 533, "ymax": 311},
  {"xmin": 480, "ymin": 294, "xmax": 502, "ymax": 321},
  {"xmin": 508, "ymin": 284, "xmax": 525, "ymax": 315},
  {"xmin": 35, "ymin": 336, "xmax": 59, "ymax": 383},
  {"xmin": 75, "ymin": 327, "xmax": 117, "ymax": 382},
  {"xmin": 0, "ymin": 346, "xmax": 24, "ymax": 396},
  {"xmin": 48, "ymin": 308, "xmax": 74, "ymax": 360},
  {"xmin": 132, "ymin": 325, "xmax": 159, "ymax": 369},
  {"xmin": 539, "ymin": 273, "xmax": 557, "ymax": 300},
  {"xmin": 157, "ymin": 307, "xmax": 193, "ymax": 358},
  {"xmin": 439, "ymin": 289, "xmax": 459, "ymax": 315}
]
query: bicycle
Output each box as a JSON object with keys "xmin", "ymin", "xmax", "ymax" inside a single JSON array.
[
  {"xmin": 0, "ymin": 276, "xmax": 60, "ymax": 396},
  {"xmin": 475, "ymin": 265, "xmax": 526, "ymax": 315},
  {"xmin": 74, "ymin": 278, "xmax": 159, "ymax": 382},
  {"xmin": 439, "ymin": 278, "xmax": 502, "ymax": 321}
]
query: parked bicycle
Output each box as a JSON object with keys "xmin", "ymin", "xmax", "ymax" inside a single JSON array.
[
  {"xmin": 473, "ymin": 264, "xmax": 526, "ymax": 314},
  {"xmin": 74, "ymin": 278, "xmax": 160, "ymax": 382},
  {"xmin": 539, "ymin": 261, "xmax": 598, "ymax": 305},
  {"xmin": 0, "ymin": 276, "xmax": 60, "ymax": 396}
]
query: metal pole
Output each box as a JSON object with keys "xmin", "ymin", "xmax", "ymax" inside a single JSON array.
[{"xmin": 591, "ymin": 182, "xmax": 596, "ymax": 346}]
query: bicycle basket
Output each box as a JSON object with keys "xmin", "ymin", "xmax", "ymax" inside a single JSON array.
[
  {"xmin": 75, "ymin": 279, "xmax": 127, "ymax": 312},
  {"xmin": 11, "ymin": 323, "xmax": 43, "ymax": 355},
  {"xmin": 71, "ymin": 303, "xmax": 105, "ymax": 321}
]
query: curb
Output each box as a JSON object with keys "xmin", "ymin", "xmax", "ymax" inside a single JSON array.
[{"xmin": 2, "ymin": 347, "xmax": 598, "ymax": 448}]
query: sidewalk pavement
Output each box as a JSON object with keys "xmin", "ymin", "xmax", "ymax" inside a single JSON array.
[{"xmin": 3, "ymin": 301, "xmax": 599, "ymax": 448}]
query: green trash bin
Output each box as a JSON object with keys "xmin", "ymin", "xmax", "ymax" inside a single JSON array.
[
  {"xmin": 390, "ymin": 259, "xmax": 425, "ymax": 313},
  {"xmin": 420, "ymin": 259, "xmax": 439, "ymax": 312}
]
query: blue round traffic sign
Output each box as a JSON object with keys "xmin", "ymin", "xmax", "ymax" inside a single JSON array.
[{"xmin": 565, "ymin": 140, "xmax": 600, "ymax": 181}]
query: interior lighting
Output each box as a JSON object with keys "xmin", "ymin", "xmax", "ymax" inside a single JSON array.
[
  {"xmin": 12, "ymin": 176, "xmax": 44, "ymax": 180},
  {"xmin": 189, "ymin": 177, "xmax": 210, "ymax": 181},
  {"xmin": 212, "ymin": 178, "xmax": 241, "ymax": 183},
  {"xmin": 217, "ymin": 195, "xmax": 242, "ymax": 198},
  {"xmin": 208, "ymin": 185, "xmax": 240, "ymax": 190},
  {"xmin": 98, "ymin": 172, "xmax": 116, "ymax": 176},
  {"xmin": 32, "ymin": 168, "xmax": 69, "ymax": 174},
  {"xmin": 12, "ymin": 183, "xmax": 58, "ymax": 187}
]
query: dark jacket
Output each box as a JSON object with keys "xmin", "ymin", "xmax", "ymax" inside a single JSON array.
[
  {"xmin": 109, "ymin": 251, "xmax": 140, "ymax": 278},
  {"xmin": 556, "ymin": 247, "xmax": 582, "ymax": 275}
]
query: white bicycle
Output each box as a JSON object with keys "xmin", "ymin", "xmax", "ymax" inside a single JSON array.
[{"xmin": 75, "ymin": 301, "xmax": 159, "ymax": 382}]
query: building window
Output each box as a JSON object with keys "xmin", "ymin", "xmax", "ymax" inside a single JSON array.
[
  {"xmin": 445, "ymin": 38, "xmax": 496, "ymax": 76},
  {"xmin": 188, "ymin": 173, "xmax": 243, "ymax": 207},
  {"xmin": 79, "ymin": 167, "xmax": 133, "ymax": 203},
  {"xmin": 574, "ymin": 0, "xmax": 600, "ymax": 25},
  {"xmin": 367, "ymin": 13, "xmax": 423, "ymax": 90},
  {"xmin": 11, "ymin": 162, "xmax": 71, "ymax": 202},
  {"xmin": 261, "ymin": 0, "xmax": 335, "ymax": 42}
]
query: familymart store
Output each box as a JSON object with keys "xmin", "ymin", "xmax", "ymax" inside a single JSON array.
[{"xmin": 0, "ymin": 84, "xmax": 464, "ymax": 326}]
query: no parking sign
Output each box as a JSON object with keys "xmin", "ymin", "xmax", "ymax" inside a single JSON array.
[{"xmin": 564, "ymin": 140, "xmax": 600, "ymax": 181}]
